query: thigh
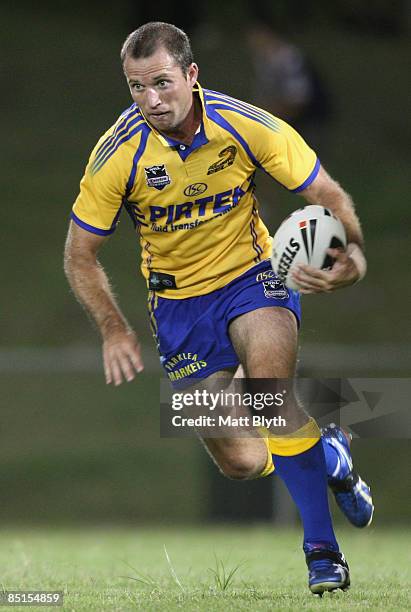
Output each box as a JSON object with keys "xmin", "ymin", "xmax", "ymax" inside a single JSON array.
[
  {"xmin": 229, "ymin": 306, "xmax": 298, "ymax": 378},
  {"xmin": 229, "ymin": 307, "xmax": 309, "ymax": 433}
]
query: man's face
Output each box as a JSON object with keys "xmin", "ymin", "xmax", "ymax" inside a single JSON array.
[{"xmin": 123, "ymin": 47, "xmax": 198, "ymax": 134}]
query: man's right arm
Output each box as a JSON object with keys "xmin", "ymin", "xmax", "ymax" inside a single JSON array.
[{"xmin": 64, "ymin": 221, "xmax": 144, "ymax": 385}]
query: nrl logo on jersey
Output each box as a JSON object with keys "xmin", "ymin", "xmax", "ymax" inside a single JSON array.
[
  {"xmin": 263, "ymin": 279, "xmax": 289, "ymax": 300},
  {"xmin": 144, "ymin": 164, "xmax": 171, "ymax": 190}
]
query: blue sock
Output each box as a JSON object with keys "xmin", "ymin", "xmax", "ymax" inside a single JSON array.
[
  {"xmin": 273, "ymin": 440, "xmax": 339, "ymax": 551},
  {"xmin": 321, "ymin": 438, "xmax": 340, "ymax": 478}
]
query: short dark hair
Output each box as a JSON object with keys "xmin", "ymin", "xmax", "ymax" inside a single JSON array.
[{"xmin": 121, "ymin": 22, "xmax": 194, "ymax": 74}]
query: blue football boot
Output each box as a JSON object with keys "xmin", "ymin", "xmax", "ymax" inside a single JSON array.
[
  {"xmin": 322, "ymin": 423, "xmax": 374, "ymax": 528},
  {"xmin": 305, "ymin": 546, "xmax": 350, "ymax": 596}
]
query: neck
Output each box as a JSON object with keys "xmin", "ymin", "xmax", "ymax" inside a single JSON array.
[{"xmin": 162, "ymin": 95, "xmax": 202, "ymax": 145}]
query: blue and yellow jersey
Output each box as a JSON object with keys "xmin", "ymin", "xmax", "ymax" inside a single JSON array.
[{"xmin": 71, "ymin": 84, "xmax": 319, "ymax": 298}]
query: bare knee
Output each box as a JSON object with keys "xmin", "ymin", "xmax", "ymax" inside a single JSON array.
[
  {"xmin": 219, "ymin": 453, "xmax": 264, "ymax": 480},
  {"xmin": 202, "ymin": 437, "xmax": 268, "ymax": 480}
]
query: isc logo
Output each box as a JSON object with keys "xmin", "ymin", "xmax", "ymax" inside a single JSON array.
[
  {"xmin": 184, "ymin": 183, "xmax": 208, "ymax": 197},
  {"xmin": 256, "ymin": 270, "xmax": 275, "ymax": 282}
]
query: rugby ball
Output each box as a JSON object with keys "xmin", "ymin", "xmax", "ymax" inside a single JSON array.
[{"xmin": 271, "ymin": 205, "xmax": 347, "ymax": 290}]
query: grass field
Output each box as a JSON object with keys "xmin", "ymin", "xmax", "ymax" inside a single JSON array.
[{"xmin": 1, "ymin": 526, "xmax": 409, "ymax": 611}]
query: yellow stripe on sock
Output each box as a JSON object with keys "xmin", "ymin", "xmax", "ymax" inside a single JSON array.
[
  {"xmin": 257, "ymin": 434, "xmax": 275, "ymax": 477},
  {"xmin": 268, "ymin": 417, "xmax": 321, "ymax": 456}
]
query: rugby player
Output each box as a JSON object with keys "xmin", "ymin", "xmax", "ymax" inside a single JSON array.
[{"xmin": 64, "ymin": 22, "xmax": 373, "ymax": 595}]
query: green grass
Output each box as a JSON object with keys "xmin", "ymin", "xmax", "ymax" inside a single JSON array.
[{"xmin": 0, "ymin": 526, "xmax": 409, "ymax": 610}]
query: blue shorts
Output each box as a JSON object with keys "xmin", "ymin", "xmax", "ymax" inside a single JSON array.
[{"xmin": 148, "ymin": 260, "xmax": 301, "ymax": 388}]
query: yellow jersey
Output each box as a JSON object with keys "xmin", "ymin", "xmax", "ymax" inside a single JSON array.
[{"xmin": 72, "ymin": 84, "xmax": 319, "ymax": 298}]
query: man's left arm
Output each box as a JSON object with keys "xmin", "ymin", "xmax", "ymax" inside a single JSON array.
[{"xmin": 291, "ymin": 165, "xmax": 367, "ymax": 293}]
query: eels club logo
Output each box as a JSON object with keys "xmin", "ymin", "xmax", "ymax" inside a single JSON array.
[{"xmin": 207, "ymin": 145, "xmax": 237, "ymax": 175}]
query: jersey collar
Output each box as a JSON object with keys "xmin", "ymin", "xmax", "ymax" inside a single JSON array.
[{"xmin": 138, "ymin": 83, "xmax": 215, "ymax": 155}]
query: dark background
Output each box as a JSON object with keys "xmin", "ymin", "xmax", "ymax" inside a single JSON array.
[{"xmin": 1, "ymin": 1, "xmax": 410, "ymax": 525}]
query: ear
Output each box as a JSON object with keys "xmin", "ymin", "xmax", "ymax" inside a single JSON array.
[{"xmin": 187, "ymin": 63, "xmax": 199, "ymax": 87}]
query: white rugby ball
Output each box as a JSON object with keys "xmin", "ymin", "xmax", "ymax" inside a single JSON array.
[{"xmin": 271, "ymin": 205, "xmax": 347, "ymax": 290}]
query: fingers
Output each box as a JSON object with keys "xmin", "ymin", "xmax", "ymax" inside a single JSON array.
[
  {"xmin": 105, "ymin": 348, "xmax": 142, "ymax": 386},
  {"xmin": 108, "ymin": 357, "xmax": 125, "ymax": 386},
  {"xmin": 128, "ymin": 348, "xmax": 144, "ymax": 374},
  {"xmin": 290, "ymin": 248, "xmax": 358, "ymax": 293},
  {"xmin": 289, "ymin": 246, "xmax": 356, "ymax": 293},
  {"xmin": 291, "ymin": 265, "xmax": 332, "ymax": 293},
  {"xmin": 103, "ymin": 333, "xmax": 144, "ymax": 386}
]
